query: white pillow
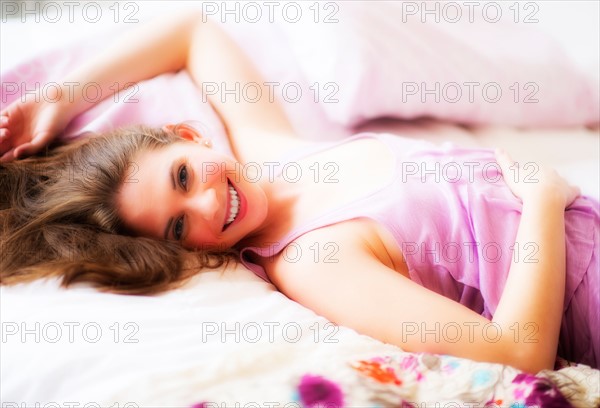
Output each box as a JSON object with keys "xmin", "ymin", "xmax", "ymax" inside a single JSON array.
[{"xmin": 280, "ymin": 2, "xmax": 600, "ymax": 128}]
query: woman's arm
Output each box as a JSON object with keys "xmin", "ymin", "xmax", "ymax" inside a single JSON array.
[
  {"xmin": 0, "ymin": 10, "xmax": 197, "ymax": 161},
  {"xmin": 268, "ymin": 221, "xmax": 535, "ymax": 372},
  {"xmin": 492, "ymin": 149, "xmax": 579, "ymax": 371},
  {"xmin": 267, "ymin": 152, "xmax": 579, "ymax": 374},
  {"xmin": 70, "ymin": 7, "xmax": 303, "ymax": 161},
  {"xmin": 185, "ymin": 10, "xmax": 304, "ymax": 162},
  {"xmin": 55, "ymin": 10, "xmax": 199, "ymax": 120},
  {"xmin": 2, "ymin": 9, "xmax": 303, "ymax": 162},
  {"xmin": 492, "ymin": 196, "xmax": 566, "ymax": 372}
]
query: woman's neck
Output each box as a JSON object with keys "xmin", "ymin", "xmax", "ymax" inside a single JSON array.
[{"xmin": 235, "ymin": 169, "xmax": 301, "ymax": 250}]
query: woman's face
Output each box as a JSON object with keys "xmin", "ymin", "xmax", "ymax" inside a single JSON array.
[{"xmin": 117, "ymin": 126, "xmax": 268, "ymax": 250}]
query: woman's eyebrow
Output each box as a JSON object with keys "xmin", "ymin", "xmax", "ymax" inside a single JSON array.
[{"xmin": 163, "ymin": 164, "xmax": 177, "ymax": 240}]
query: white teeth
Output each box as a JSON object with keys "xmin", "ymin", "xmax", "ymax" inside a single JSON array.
[{"xmin": 225, "ymin": 184, "xmax": 240, "ymax": 226}]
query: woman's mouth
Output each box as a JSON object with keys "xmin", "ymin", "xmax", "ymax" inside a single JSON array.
[{"xmin": 223, "ymin": 179, "xmax": 245, "ymax": 231}]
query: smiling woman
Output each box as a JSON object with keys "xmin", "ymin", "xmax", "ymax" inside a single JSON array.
[
  {"xmin": 0, "ymin": 124, "xmax": 239, "ymax": 294},
  {"xmin": 115, "ymin": 122, "xmax": 269, "ymax": 250},
  {"xmin": 1, "ymin": 7, "xmax": 599, "ymax": 377}
]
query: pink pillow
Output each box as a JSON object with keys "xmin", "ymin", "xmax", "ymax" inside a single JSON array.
[{"xmin": 280, "ymin": 2, "xmax": 600, "ymax": 128}]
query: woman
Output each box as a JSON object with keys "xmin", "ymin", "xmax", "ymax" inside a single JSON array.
[{"xmin": 1, "ymin": 10, "xmax": 597, "ymax": 374}]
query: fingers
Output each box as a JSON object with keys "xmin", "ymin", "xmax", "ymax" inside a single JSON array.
[
  {"xmin": 1, "ymin": 143, "xmax": 37, "ymax": 162},
  {"xmin": 12, "ymin": 129, "xmax": 53, "ymax": 158},
  {"xmin": 1, "ymin": 104, "xmax": 15, "ymax": 121},
  {"xmin": 0, "ymin": 148, "xmax": 16, "ymax": 163},
  {"xmin": 0, "ymin": 113, "xmax": 9, "ymax": 137},
  {"xmin": 0, "ymin": 140, "xmax": 46, "ymax": 162},
  {"xmin": 494, "ymin": 148, "xmax": 516, "ymax": 174},
  {"xmin": 494, "ymin": 148, "xmax": 507, "ymax": 161},
  {"xmin": 494, "ymin": 148, "xmax": 514, "ymax": 162},
  {"xmin": 13, "ymin": 142, "xmax": 40, "ymax": 160},
  {"xmin": 0, "ymin": 126, "xmax": 12, "ymax": 157},
  {"xmin": 1, "ymin": 112, "xmax": 12, "ymax": 148}
]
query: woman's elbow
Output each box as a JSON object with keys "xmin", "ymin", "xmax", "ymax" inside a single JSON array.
[{"xmin": 509, "ymin": 346, "xmax": 555, "ymax": 374}]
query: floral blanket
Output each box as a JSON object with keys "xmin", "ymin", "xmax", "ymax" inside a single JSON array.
[{"xmin": 190, "ymin": 350, "xmax": 599, "ymax": 407}]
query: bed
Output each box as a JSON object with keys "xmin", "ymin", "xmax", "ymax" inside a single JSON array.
[{"xmin": 1, "ymin": 1, "xmax": 599, "ymax": 406}]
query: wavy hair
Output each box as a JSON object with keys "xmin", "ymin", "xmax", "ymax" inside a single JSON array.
[{"xmin": 0, "ymin": 125, "xmax": 238, "ymax": 295}]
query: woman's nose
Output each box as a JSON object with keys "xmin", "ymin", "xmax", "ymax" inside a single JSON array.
[{"xmin": 188, "ymin": 186, "xmax": 220, "ymax": 223}]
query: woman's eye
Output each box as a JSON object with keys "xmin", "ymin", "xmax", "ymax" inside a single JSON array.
[
  {"xmin": 174, "ymin": 216, "xmax": 184, "ymax": 241},
  {"xmin": 178, "ymin": 164, "xmax": 188, "ymax": 189}
]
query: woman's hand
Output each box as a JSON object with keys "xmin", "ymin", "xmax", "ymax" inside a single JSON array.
[
  {"xmin": 0, "ymin": 92, "xmax": 71, "ymax": 162},
  {"xmin": 494, "ymin": 148, "xmax": 580, "ymax": 208}
]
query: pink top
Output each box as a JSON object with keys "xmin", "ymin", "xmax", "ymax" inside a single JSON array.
[{"xmin": 238, "ymin": 132, "xmax": 599, "ymax": 367}]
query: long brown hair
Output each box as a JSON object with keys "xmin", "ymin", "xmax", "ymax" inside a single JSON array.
[{"xmin": 0, "ymin": 125, "xmax": 238, "ymax": 295}]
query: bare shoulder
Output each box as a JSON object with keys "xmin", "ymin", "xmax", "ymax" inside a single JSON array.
[
  {"xmin": 264, "ymin": 219, "xmax": 386, "ymax": 307},
  {"xmin": 262, "ymin": 218, "xmax": 413, "ymax": 336},
  {"xmin": 265, "ymin": 218, "xmax": 407, "ymax": 289}
]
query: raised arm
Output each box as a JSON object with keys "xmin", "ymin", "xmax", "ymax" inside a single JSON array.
[
  {"xmin": 1, "ymin": 9, "xmax": 300, "ymax": 162},
  {"xmin": 0, "ymin": 10, "xmax": 198, "ymax": 161},
  {"xmin": 53, "ymin": 10, "xmax": 200, "ymax": 121}
]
